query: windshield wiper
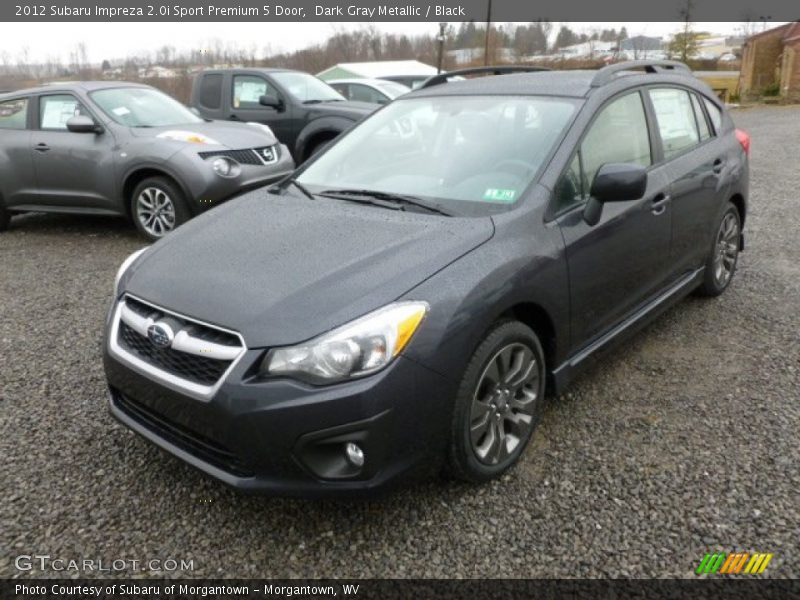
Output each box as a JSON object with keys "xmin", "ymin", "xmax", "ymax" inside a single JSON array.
[
  {"xmin": 319, "ymin": 188, "xmax": 451, "ymax": 216},
  {"xmin": 303, "ymin": 99, "xmax": 344, "ymax": 104},
  {"xmin": 269, "ymin": 177, "xmax": 315, "ymax": 200}
]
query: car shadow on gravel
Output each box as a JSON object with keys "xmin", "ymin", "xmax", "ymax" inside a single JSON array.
[{"xmin": 6, "ymin": 212, "xmax": 139, "ymax": 239}]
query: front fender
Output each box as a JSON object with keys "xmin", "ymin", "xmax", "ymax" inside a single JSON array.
[{"xmin": 295, "ymin": 116, "xmax": 357, "ymax": 159}]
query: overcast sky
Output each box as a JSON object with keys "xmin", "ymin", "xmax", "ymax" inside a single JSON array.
[{"xmin": 0, "ymin": 22, "xmax": 759, "ymax": 64}]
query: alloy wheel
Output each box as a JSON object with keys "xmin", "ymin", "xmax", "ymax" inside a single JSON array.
[
  {"xmin": 469, "ymin": 343, "xmax": 540, "ymax": 466},
  {"xmin": 713, "ymin": 212, "xmax": 739, "ymax": 287},
  {"xmin": 136, "ymin": 187, "xmax": 176, "ymax": 238}
]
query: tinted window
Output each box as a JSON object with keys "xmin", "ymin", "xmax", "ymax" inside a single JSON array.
[
  {"xmin": 690, "ymin": 94, "xmax": 711, "ymax": 140},
  {"xmin": 0, "ymin": 97, "xmax": 28, "ymax": 129},
  {"xmin": 349, "ymin": 84, "xmax": 386, "ymax": 104},
  {"xmin": 703, "ymin": 97, "xmax": 722, "ymax": 134},
  {"xmin": 650, "ymin": 88, "xmax": 701, "ymax": 160},
  {"xmin": 580, "ymin": 92, "xmax": 651, "ymax": 195},
  {"xmin": 39, "ymin": 94, "xmax": 91, "ymax": 130},
  {"xmin": 199, "ymin": 74, "xmax": 222, "ymax": 109},
  {"xmin": 232, "ymin": 75, "xmax": 277, "ymax": 109},
  {"xmin": 329, "ymin": 83, "xmax": 349, "ymax": 97}
]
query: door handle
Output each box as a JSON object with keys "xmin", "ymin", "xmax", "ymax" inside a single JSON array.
[
  {"xmin": 34, "ymin": 143, "xmax": 50, "ymax": 153},
  {"xmin": 712, "ymin": 158, "xmax": 724, "ymax": 174},
  {"xmin": 228, "ymin": 115, "xmax": 241, "ymax": 121},
  {"xmin": 651, "ymin": 193, "xmax": 670, "ymax": 216}
]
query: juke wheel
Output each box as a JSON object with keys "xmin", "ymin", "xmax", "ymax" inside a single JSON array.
[
  {"xmin": 698, "ymin": 202, "xmax": 741, "ymax": 297},
  {"xmin": 131, "ymin": 176, "xmax": 190, "ymax": 242},
  {"xmin": 447, "ymin": 320, "xmax": 546, "ymax": 482}
]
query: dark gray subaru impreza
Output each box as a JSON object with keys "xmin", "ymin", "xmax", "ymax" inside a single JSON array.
[{"xmin": 104, "ymin": 62, "xmax": 749, "ymax": 495}]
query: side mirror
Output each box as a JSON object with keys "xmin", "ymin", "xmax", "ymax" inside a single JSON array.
[
  {"xmin": 259, "ymin": 95, "xmax": 284, "ymax": 112},
  {"xmin": 583, "ymin": 163, "xmax": 647, "ymax": 226},
  {"xmin": 66, "ymin": 115, "xmax": 102, "ymax": 134}
]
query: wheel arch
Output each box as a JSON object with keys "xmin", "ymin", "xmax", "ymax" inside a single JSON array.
[
  {"xmin": 729, "ymin": 193, "xmax": 746, "ymax": 227},
  {"xmin": 122, "ymin": 167, "xmax": 193, "ymax": 219},
  {"xmin": 295, "ymin": 116, "xmax": 354, "ymax": 161},
  {"xmin": 497, "ymin": 302, "xmax": 558, "ymax": 389}
]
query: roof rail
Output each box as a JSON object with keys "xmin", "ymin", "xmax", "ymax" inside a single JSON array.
[
  {"xmin": 590, "ymin": 60, "xmax": 691, "ymax": 87},
  {"xmin": 419, "ymin": 65, "xmax": 551, "ymax": 90}
]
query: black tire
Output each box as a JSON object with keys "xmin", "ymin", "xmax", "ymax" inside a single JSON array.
[
  {"xmin": 130, "ymin": 176, "xmax": 191, "ymax": 242},
  {"xmin": 446, "ymin": 320, "xmax": 546, "ymax": 483},
  {"xmin": 697, "ymin": 202, "xmax": 741, "ymax": 297},
  {"xmin": 0, "ymin": 204, "xmax": 9, "ymax": 232}
]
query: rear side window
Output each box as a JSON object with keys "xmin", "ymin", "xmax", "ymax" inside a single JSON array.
[
  {"xmin": 703, "ymin": 97, "xmax": 723, "ymax": 134},
  {"xmin": 232, "ymin": 75, "xmax": 278, "ymax": 109},
  {"xmin": 650, "ymin": 88, "xmax": 700, "ymax": 160},
  {"xmin": 0, "ymin": 97, "xmax": 28, "ymax": 129},
  {"xmin": 199, "ymin": 74, "xmax": 222, "ymax": 109},
  {"xmin": 39, "ymin": 94, "xmax": 92, "ymax": 130},
  {"xmin": 690, "ymin": 94, "xmax": 711, "ymax": 140}
]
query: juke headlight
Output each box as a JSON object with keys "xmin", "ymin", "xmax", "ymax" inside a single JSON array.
[{"xmin": 261, "ymin": 301, "xmax": 428, "ymax": 385}]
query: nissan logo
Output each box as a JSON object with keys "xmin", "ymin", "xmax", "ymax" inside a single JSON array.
[
  {"xmin": 262, "ymin": 148, "xmax": 273, "ymax": 159},
  {"xmin": 147, "ymin": 322, "xmax": 174, "ymax": 349}
]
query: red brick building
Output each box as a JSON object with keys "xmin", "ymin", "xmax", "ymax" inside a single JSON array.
[{"xmin": 739, "ymin": 22, "xmax": 800, "ymax": 102}]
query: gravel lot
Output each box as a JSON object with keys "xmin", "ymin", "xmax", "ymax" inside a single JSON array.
[{"xmin": 1, "ymin": 106, "xmax": 798, "ymax": 580}]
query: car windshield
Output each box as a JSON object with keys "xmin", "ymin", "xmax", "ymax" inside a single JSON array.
[
  {"xmin": 90, "ymin": 87, "xmax": 202, "ymax": 127},
  {"xmin": 376, "ymin": 81, "xmax": 411, "ymax": 99},
  {"xmin": 298, "ymin": 95, "xmax": 578, "ymax": 215},
  {"xmin": 271, "ymin": 72, "xmax": 345, "ymax": 104}
]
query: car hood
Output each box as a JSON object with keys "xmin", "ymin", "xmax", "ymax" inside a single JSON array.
[
  {"xmin": 129, "ymin": 120, "xmax": 278, "ymax": 149},
  {"xmin": 123, "ymin": 191, "xmax": 494, "ymax": 348},
  {"xmin": 307, "ymin": 100, "xmax": 376, "ymax": 120}
]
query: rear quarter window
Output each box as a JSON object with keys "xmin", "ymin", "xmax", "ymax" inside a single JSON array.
[
  {"xmin": 0, "ymin": 97, "xmax": 28, "ymax": 129},
  {"xmin": 703, "ymin": 97, "xmax": 723, "ymax": 134}
]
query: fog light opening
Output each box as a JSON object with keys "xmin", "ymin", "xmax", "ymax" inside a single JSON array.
[{"xmin": 344, "ymin": 442, "xmax": 365, "ymax": 468}]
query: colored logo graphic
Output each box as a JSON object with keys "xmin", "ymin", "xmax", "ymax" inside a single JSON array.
[{"xmin": 696, "ymin": 552, "xmax": 774, "ymax": 575}]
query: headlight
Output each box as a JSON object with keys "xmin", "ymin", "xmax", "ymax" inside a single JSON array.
[
  {"xmin": 211, "ymin": 157, "xmax": 239, "ymax": 177},
  {"xmin": 113, "ymin": 247, "xmax": 148, "ymax": 297},
  {"xmin": 261, "ymin": 301, "xmax": 428, "ymax": 384}
]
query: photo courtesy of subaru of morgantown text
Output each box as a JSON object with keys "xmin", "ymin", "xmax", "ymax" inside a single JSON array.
[{"xmin": 105, "ymin": 62, "xmax": 748, "ymax": 495}]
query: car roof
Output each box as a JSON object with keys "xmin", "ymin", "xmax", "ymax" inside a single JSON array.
[
  {"xmin": 0, "ymin": 80, "xmax": 151, "ymax": 97},
  {"xmin": 328, "ymin": 78, "xmax": 408, "ymax": 87},
  {"xmin": 407, "ymin": 67, "xmax": 712, "ymax": 100},
  {"xmin": 199, "ymin": 67, "xmax": 294, "ymax": 75}
]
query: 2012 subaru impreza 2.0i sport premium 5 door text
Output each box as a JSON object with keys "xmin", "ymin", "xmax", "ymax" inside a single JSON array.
[{"xmin": 104, "ymin": 62, "xmax": 749, "ymax": 496}]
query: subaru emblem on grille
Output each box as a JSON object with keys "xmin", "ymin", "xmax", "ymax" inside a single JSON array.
[{"xmin": 147, "ymin": 322, "xmax": 174, "ymax": 349}]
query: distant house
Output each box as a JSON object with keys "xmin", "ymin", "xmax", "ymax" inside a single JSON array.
[
  {"xmin": 137, "ymin": 65, "xmax": 178, "ymax": 79},
  {"xmin": 447, "ymin": 47, "xmax": 515, "ymax": 65},
  {"xmin": 739, "ymin": 23, "xmax": 800, "ymax": 101},
  {"xmin": 317, "ymin": 60, "xmax": 437, "ymax": 83}
]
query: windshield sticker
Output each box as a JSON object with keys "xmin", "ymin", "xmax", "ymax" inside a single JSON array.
[
  {"xmin": 112, "ymin": 106, "xmax": 131, "ymax": 116},
  {"xmin": 483, "ymin": 188, "xmax": 517, "ymax": 203}
]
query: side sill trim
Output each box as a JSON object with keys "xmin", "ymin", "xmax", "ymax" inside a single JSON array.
[{"xmin": 554, "ymin": 267, "xmax": 704, "ymax": 377}]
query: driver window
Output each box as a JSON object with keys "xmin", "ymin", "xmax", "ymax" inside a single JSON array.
[
  {"xmin": 232, "ymin": 75, "xmax": 277, "ymax": 109},
  {"xmin": 39, "ymin": 94, "xmax": 91, "ymax": 130},
  {"xmin": 554, "ymin": 92, "xmax": 650, "ymax": 215}
]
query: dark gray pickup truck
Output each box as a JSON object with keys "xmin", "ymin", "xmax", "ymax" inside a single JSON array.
[{"xmin": 190, "ymin": 68, "xmax": 377, "ymax": 162}]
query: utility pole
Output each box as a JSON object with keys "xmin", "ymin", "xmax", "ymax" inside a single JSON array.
[
  {"xmin": 437, "ymin": 22, "xmax": 447, "ymax": 73},
  {"xmin": 483, "ymin": 0, "xmax": 492, "ymax": 66}
]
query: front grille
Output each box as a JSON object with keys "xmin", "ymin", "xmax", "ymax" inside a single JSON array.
[
  {"xmin": 113, "ymin": 390, "xmax": 253, "ymax": 477},
  {"xmin": 119, "ymin": 322, "xmax": 229, "ymax": 385},
  {"xmin": 113, "ymin": 295, "xmax": 244, "ymax": 390},
  {"xmin": 199, "ymin": 145, "xmax": 278, "ymax": 166}
]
